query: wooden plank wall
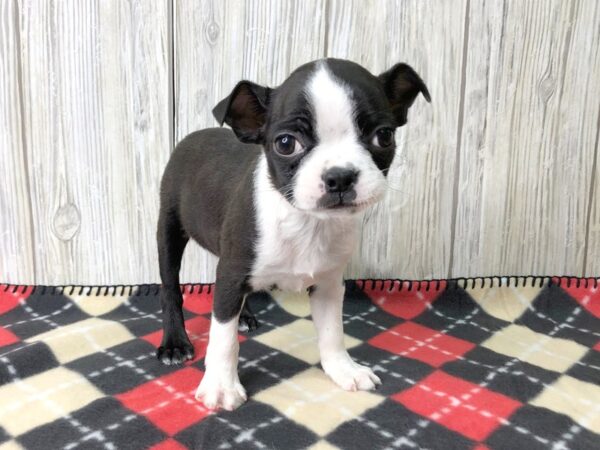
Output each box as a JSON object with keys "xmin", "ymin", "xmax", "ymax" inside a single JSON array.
[
  {"xmin": 1, "ymin": 0, "xmax": 599, "ymax": 284},
  {"xmin": 174, "ymin": 0, "xmax": 327, "ymax": 282},
  {"xmin": 327, "ymin": 0, "xmax": 467, "ymax": 279},
  {"xmin": 0, "ymin": 0, "xmax": 35, "ymax": 282},
  {"xmin": 454, "ymin": 0, "xmax": 600, "ymax": 278},
  {"xmin": 2, "ymin": 0, "xmax": 171, "ymax": 285}
]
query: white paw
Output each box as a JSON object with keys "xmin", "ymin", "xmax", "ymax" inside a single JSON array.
[
  {"xmin": 195, "ymin": 372, "xmax": 247, "ymax": 411},
  {"xmin": 322, "ymin": 355, "xmax": 382, "ymax": 391}
]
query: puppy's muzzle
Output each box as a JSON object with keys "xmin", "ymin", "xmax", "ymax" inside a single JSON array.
[
  {"xmin": 318, "ymin": 167, "xmax": 359, "ymax": 209},
  {"xmin": 322, "ymin": 167, "xmax": 358, "ymax": 194}
]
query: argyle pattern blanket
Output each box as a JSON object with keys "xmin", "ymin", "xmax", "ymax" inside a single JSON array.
[{"xmin": 0, "ymin": 279, "xmax": 599, "ymax": 450}]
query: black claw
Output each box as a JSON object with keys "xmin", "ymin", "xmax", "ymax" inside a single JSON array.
[
  {"xmin": 171, "ymin": 348, "xmax": 184, "ymax": 364},
  {"xmin": 238, "ymin": 313, "xmax": 259, "ymax": 333},
  {"xmin": 238, "ymin": 296, "xmax": 260, "ymax": 333},
  {"xmin": 157, "ymin": 335, "xmax": 194, "ymax": 365}
]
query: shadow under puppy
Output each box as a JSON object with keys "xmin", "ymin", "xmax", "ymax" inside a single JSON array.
[{"xmin": 157, "ymin": 58, "xmax": 430, "ymax": 410}]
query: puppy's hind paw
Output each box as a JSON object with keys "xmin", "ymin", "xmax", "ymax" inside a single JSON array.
[{"xmin": 238, "ymin": 313, "xmax": 260, "ymax": 333}]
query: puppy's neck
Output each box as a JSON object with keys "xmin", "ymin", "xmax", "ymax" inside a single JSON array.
[{"xmin": 251, "ymin": 154, "xmax": 360, "ymax": 291}]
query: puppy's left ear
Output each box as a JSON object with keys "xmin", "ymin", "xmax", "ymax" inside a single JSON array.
[
  {"xmin": 378, "ymin": 63, "xmax": 431, "ymax": 127},
  {"xmin": 212, "ymin": 81, "xmax": 272, "ymax": 143}
]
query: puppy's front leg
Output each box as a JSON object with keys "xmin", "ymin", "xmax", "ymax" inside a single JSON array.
[
  {"xmin": 196, "ymin": 266, "xmax": 247, "ymax": 410},
  {"xmin": 310, "ymin": 275, "xmax": 381, "ymax": 391}
]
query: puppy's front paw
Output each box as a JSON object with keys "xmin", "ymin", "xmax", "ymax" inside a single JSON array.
[
  {"xmin": 322, "ymin": 355, "xmax": 382, "ymax": 391},
  {"xmin": 195, "ymin": 373, "xmax": 247, "ymax": 411},
  {"xmin": 157, "ymin": 333, "xmax": 194, "ymax": 365}
]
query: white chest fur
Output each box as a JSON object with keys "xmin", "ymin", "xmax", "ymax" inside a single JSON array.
[{"xmin": 249, "ymin": 155, "xmax": 359, "ymax": 292}]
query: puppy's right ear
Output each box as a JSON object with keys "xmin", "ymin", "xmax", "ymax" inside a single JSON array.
[{"xmin": 212, "ymin": 81, "xmax": 272, "ymax": 144}]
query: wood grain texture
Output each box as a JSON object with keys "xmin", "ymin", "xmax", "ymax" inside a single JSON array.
[
  {"xmin": 17, "ymin": 0, "xmax": 170, "ymax": 284},
  {"xmin": 0, "ymin": 0, "xmax": 35, "ymax": 283},
  {"xmin": 2, "ymin": 0, "xmax": 600, "ymax": 284},
  {"xmin": 327, "ymin": 0, "xmax": 468, "ymax": 279},
  {"xmin": 583, "ymin": 3, "xmax": 600, "ymax": 273},
  {"xmin": 587, "ymin": 135, "xmax": 600, "ymax": 275},
  {"xmin": 452, "ymin": 0, "xmax": 600, "ymax": 277},
  {"xmin": 174, "ymin": 0, "xmax": 327, "ymax": 282}
]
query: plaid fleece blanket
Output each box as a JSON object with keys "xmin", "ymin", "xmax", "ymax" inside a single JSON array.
[{"xmin": 0, "ymin": 279, "xmax": 599, "ymax": 450}]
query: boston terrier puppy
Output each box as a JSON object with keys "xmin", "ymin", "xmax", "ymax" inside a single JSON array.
[{"xmin": 157, "ymin": 58, "xmax": 430, "ymax": 410}]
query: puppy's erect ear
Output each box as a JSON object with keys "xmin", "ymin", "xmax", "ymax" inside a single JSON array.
[
  {"xmin": 378, "ymin": 63, "xmax": 431, "ymax": 127},
  {"xmin": 212, "ymin": 81, "xmax": 272, "ymax": 143}
]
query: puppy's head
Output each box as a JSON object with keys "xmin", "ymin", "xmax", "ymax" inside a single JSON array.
[{"xmin": 213, "ymin": 58, "xmax": 430, "ymax": 215}]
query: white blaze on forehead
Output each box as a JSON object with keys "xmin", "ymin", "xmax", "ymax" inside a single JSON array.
[
  {"xmin": 307, "ymin": 63, "xmax": 357, "ymax": 143},
  {"xmin": 293, "ymin": 62, "xmax": 387, "ymax": 211}
]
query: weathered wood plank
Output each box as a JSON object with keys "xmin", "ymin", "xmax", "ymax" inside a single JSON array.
[
  {"xmin": 175, "ymin": 0, "xmax": 327, "ymax": 282},
  {"xmin": 587, "ymin": 138, "xmax": 600, "ymax": 276},
  {"xmin": 0, "ymin": 0, "xmax": 35, "ymax": 283},
  {"xmin": 584, "ymin": 0, "xmax": 600, "ymax": 276},
  {"xmin": 18, "ymin": 0, "xmax": 171, "ymax": 284},
  {"xmin": 453, "ymin": 0, "xmax": 600, "ymax": 277},
  {"xmin": 326, "ymin": 0, "xmax": 468, "ymax": 279}
]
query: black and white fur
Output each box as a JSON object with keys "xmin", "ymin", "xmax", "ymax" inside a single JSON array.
[{"xmin": 157, "ymin": 58, "xmax": 430, "ymax": 410}]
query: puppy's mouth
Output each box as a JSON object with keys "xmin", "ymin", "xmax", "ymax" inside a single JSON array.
[
  {"xmin": 317, "ymin": 191, "xmax": 358, "ymax": 210},
  {"xmin": 289, "ymin": 189, "xmax": 384, "ymax": 215},
  {"xmin": 329, "ymin": 190, "xmax": 387, "ymax": 212},
  {"xmin": 315, "ymin": 190, "xmax": 386, "ymax": 213},
  {"xmin": 326, "ymin": 200, "xmax": 358, "ymax": 210}
]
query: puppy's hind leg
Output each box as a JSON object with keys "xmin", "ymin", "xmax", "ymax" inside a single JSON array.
[{"xmin": 156, "ymin": 209, "xmax": 194, "ymax": 365}]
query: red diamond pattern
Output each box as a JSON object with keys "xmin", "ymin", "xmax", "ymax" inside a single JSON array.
[
  {"xmin": 0, "ymin": 286, "xmax": 32, "ymax": 314},
  {"xmin": 117, "ymin": 366, "xmax": 210, "ymax": 435},
  {"xmin": 148, "ymin": 439, "xmax": 189, "ymax": 450},
  {"xmin": 182, "ymin": 290, "xmax": 213, "ymax": 315},
  {"xmin": 553, "ymin": 277, "xmax": 600, "ymax": 318},
  {"xmin": 365, "ymin": 281, "xmax": 447, "ymax": 319},
  {"xmin": 0, "ymin": 326, "xmax": 19, "ymax": 347},
  {"xmin": 393, "ymin": 371, "xmax": 522, "ymax": 441},
  {"xmin": 369, "ymin": 321, "xmax": 476, "ymax": 367}
]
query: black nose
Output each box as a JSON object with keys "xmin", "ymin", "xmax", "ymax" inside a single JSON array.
[{"xmin": 322, "ymin": 167, "xmax": 359, "ymax": 193}]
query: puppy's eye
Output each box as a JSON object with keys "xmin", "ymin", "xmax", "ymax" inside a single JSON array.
[
  {"xmin": 372, "ymin": 128, "xmax": 395, "ymax": 148},
  {"xmin": 274, "ymin": 134, "xmax": 303, "ymax": 157}
]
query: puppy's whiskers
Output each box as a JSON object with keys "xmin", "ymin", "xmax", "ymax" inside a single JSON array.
[{"xmin": 383, "ymin": 182, "xmax": 409, "ymax": 195}]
